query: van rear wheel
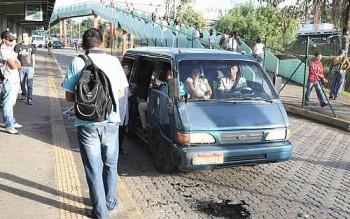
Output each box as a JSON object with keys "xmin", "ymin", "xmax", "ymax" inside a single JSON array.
[{"xmin": 152, "ymin": 130, "xmax": 174, "ymax": 173}]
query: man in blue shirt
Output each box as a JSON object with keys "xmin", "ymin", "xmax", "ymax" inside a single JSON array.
[{"xmin": 62, "ymin": 28, "xmax": 127, "ymax": 219}]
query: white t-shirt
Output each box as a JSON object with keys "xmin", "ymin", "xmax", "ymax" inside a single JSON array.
[
  {"xmin": 209, "ymin": 35, "xmax": 216, "ymax": 43},
  {"xmin": 0, "ymin": 44, "xmax": 20, "ymax": 83},
  {"xmin": 254, "ymin": 43, "xmax": 265, "ymax": 54},
  {"xmin": 62, "ymin": 50, "xmax": 128, "ymax": 126},
  {"xmin": 187, "ymin": 77, "xmax": 208, "ymax": 96}
]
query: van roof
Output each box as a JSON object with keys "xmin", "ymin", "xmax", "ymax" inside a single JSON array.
[{"xmin": 125, "ymin": 47, "xmax": 254, "ymax": 61}]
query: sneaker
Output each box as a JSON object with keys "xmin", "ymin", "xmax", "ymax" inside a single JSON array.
[
  {"xmin": 6, "ymin": 126, "xmax": 18, "ymax": 134},
  {"xmin": 304, "ymin": 102, "xmax": 309, "ymax": 106},
  {"xmin": 21, "ymin": 95, "xmax": 26, "ymax": 101},
  {"xmin": 27, "ymin": 99, "xmax": 33, "ymax": 105},
  {"xmin": 13, "ymin": 123, "xmax": 23, "ymax": 129},
  {"xmin": 321, "ymin": 103, "xmax": 328, "ymax": 108}
]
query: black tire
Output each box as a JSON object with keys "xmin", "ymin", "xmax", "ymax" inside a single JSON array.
[{"xmin": 151, "ymin": 130, "xmax": 174, "ymax": 173}]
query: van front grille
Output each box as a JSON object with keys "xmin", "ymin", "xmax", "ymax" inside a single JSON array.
[
  {"xmin": 224, "ymin": 154, "xmax": 267, "ymax": 162},
  {"xmin": 219, "ymin": 130, "xmax": 264, "ymax": 144}
]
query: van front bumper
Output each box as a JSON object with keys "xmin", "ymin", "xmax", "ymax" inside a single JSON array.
[{"xmin": 172, "ymin": 141, "xmax": 293, "ymax": 171}]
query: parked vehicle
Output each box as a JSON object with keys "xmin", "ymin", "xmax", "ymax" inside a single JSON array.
[
  {"xmin": 123, "ymin": 47, "xmax": 293, "ymax": 173},
  {"xmin": 53, "ymin": 41, "xmax": 63, "ymax": 49}
]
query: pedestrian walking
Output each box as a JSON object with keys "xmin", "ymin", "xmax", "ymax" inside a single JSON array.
[
  {"xmin": 14, "ymin": 32, "xmax": 36, "ymax": 105},
  {"xmin": 253, "ymin": 37, "xmax": 265, "ymax": 65},
  {"xmin": 219, "ymin": 29, "xmax": 229, "ymax": 50},
  {"xmin": 329, "ymin": 49, "xmax": 350, "ymax": 100},
  {"xmin": 62, "ymin": 28, "xmax": 128, "ymax": 219},
  {"xmin": 47, "ymin": 40, "xmax": 53, "ymax": 55},
  {"xmin": 208, "ymin": 29, "xmax": 216, "ymax": 49},
  {"xmin": 0, "ymin": 31, "xmax": 22, "ymax": 134},
  {"xmin": 304, "ymin": 52, "xmax": 328, "ymax": 107}
]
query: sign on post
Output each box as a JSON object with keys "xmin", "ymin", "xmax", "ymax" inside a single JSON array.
[{"xmin": 25, "ymin": 3, "xmax": 43, "ymax": 21}]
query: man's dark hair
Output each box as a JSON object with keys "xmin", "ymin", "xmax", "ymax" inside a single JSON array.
[
  {"xmin": 315, "ymin": 51, "xmax": 321, "ymax": 57},
  {"xmin": 82, "ymin": 28, "xmax": 103, "ymax": 50}
]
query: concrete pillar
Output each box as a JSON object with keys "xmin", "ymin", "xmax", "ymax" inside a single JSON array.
[
  {"xmin": 109, "ymin": 23, "xmax": 114, "ymax": 48},
  {"xmin": 93, "ymin": 14, "xmax": 99, "ymax": 28},
  {"xmin": 0, "ymin": 15, "xmax": 7, "ymax": 32},
  {"xmin": 63, "ymin": 19, "xmax": 67, "ymax": 47},
  {"xmin": 130, "ymin": 34, "xmax": 134, "ymax": 48},
  {"xmin": 17, "ymin": 26, "xmax": 23, "ymax": 43},
  {"xmin": 122, "ymin": 29, "xmax": 127, "ymax": 56},
  {"xmin": 59, "ymin": 19, "xmax": 63, "ymax": 43},
  {"xmin": 11, "ymin": 22, "xmax": 16, "ymax": 35}
]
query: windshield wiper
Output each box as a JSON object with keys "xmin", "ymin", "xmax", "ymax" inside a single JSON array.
[{"xmin": 242, "ymin": 97, "xmax": 273, "ymax": 103}]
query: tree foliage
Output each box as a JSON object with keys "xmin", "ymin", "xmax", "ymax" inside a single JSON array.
[
  {"xmin": 178, "ymin": 6, "xmax": 208, "ymax": 29},
  {"xmin": 216, "ymin": 3, "xmax": 298, "ymax": 49}
]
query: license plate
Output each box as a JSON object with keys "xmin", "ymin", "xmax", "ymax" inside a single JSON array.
[{"xmin": 192, "ymin": 153, "xmax": 224, "ymax": 165}]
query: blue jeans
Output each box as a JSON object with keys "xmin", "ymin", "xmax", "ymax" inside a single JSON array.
[
  {"xmin": 19, "ymin": 67, "xmax": 34, "ymax": 100},
  {"xmin": 329, "ymin": 71, "xmax": 345, "ymax": 99},
  {"xmin": 305, "ymin": 80, "xmax": 326, "ymax": 105},
  {"xmin": 77, "ymin": 123, "xmax": 119, "ymax": 219},
  {"xmin": 2, "ymin": 81, "xmax": 19, "ymax": 127}
]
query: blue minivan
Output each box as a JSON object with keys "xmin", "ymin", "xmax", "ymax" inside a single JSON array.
[{"xmin": 122, "ymin": 47, "xmax": 292, "ymax": 173}]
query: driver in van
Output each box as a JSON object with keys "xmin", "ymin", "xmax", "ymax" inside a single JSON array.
[
  {"xmin": 218, "ymin": 65, "xmax": 247, "ymax": 98},
  {"xmin": 186, "ymin": 68, "xmax": 212, "ymax": 99}
]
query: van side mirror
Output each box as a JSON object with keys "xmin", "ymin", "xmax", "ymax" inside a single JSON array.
[{"xmin": 167, "ymin": 78, "xmax": 179, "ymax": 99}]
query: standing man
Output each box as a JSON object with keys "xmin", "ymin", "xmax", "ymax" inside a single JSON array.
[
  {"xmin": 0, "ymin": 31, "xmax": 22, "ymax": 134},
  {"xmin": 62, "ymin": 28, "xmax": 127, "ymax": 218},
  {"xmin": 329, "ymin": 49, "xmax": 350, "ymax": 100},
  {"xmin": 304, "ymin": 52, "xmax": 328, "ymax": 107},
  {"xmin": 14, "ymin": 32, "xmax": 36, "ymax": 105}
]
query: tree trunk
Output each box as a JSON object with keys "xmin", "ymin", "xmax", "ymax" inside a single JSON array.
[{"xmin": 342, "ymin": 1, "xmax": 350, "ymax": 53}]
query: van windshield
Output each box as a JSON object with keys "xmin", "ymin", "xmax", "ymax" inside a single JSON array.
[{"xmin": 178, "ymin": 60, "xmax": 277, "ymax": 101}]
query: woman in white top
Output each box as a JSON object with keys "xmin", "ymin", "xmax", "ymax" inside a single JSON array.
[
  {"xmin": 186, "ymin": 68, "xmax": 212, "ymax": 99},
  {"xmin": 218, "ymin": 65, "xmax": 247, "ymax": 98},
  {"xmin": 253, "ymin": 37, "xmax": 265, "ymax": 65},
  {"xmin": 208, "ymin": 29, "xmax": 216, "ymax": 49}
]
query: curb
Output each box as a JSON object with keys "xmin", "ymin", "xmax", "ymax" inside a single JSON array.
[{"xmin": 284, "ymin": 104, "xmax": 350, "ymax": 132}]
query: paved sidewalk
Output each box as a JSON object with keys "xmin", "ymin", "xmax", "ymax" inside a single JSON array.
[
  {"xmin": 279, "ymin": 79, "xmax": 350, "ymax": 132},
  {"xmin": 0, "ymin": 49, "xmax": 141, "ymax": 219}
]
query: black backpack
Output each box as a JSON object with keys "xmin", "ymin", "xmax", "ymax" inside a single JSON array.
[
  {"xmin": 48, "ymin": 41, "xmax": 52, "ymax": 47},
  {"xmin": 74, "ymin": 54, "xmax": 117, "ymax": 122}
]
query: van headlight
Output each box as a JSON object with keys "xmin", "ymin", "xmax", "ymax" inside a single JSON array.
[
  {"xmin": 177, "ymin": 132, "xmax": 216, "ymax": 145},
  {"xmin": 265, "ymin": 128, "xmax": 291, "ymax": 141}
]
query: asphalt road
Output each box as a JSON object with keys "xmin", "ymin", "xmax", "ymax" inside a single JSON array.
[{"xmin": 53, "ymin": 47, "xmax": 350, "ymax": 219}]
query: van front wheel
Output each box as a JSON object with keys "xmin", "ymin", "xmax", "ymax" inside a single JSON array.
[{"xmin": 152, "ymin": 131, "xmax": 174, "ymax": 173}]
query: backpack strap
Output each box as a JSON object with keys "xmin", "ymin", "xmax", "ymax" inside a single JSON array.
[{"xmin": 78, "ymin": 54, "xmax": 93, "ymax": 66}]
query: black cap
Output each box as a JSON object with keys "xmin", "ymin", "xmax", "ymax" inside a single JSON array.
[{"xmin": 1, "ymin": 31, "xmax": 16, "ymax": 40}]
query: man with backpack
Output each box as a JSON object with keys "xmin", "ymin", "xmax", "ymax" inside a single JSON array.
[{"xmin": 62, "ymin": 28, "xmax": 128, "ymax": 219}]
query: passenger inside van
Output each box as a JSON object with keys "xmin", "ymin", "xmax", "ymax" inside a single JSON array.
[
  {"xmin": 217, "ymin": 65, "xmax": 247, "ymax": 98},
  {"xmin": 186, "ymin": 68, "xmax": 212, "ymax": 99}
]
